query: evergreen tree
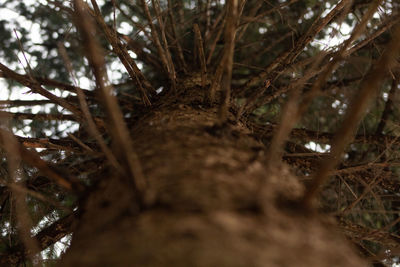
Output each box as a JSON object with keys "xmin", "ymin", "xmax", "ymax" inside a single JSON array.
[{"xmin": 0, "ymin": 0, "xmax": 399, "ymax": 266}]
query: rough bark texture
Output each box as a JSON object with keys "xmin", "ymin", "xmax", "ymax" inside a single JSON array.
[{"xmin": 60, "ymin": 87, "xmax": 365, "ymax": 266}]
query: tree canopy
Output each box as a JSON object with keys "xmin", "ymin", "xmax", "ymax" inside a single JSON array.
[{"xmin": 0, "ymin": 0, "xmax": 400, "ymax": 266}]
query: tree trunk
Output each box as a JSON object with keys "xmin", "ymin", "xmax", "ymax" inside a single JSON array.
[{"xmin": 60, "ymin": 86, "xmax": 364, "ymax": 266}]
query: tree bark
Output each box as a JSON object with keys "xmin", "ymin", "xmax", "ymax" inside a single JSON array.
[{"xmin": 60, "ymin": 87, "xmax": 365, "ymax": 266}]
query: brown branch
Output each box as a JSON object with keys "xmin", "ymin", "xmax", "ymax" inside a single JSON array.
[
  {"xmin": 0, "ymin": 128, "xmax": 84, "ymax": 192},
  {"xmin": 193, "ymin": 24, "xmax": 207, "ymax": 89},
  {"xmin": 238, "ymin": 0, "xmax": 299, "ymax": 30},
  {"xmin": 302, "ymin": 22, "xmax": 400, "ymax": 208},
  {"xmin": 58, "ymin": 41, "xmax": 119, "ymax": 172},
  {"xmin": 140, "ymin": 0, "xmax": 172, "ymax": 79},
  {"xmin": 0, "ymin": 125, "xmax": 42, "ymax": 263},
  {"xmin": 243, "ymin": 0, "xmax": 351, "ymax": 91},
  {"xmin": 334, "ymin": 162, "xmax": 400, "ymax": 175},
  {"xmin": 295, "ymin": 0, "xmax": 385, "ymax": 121},
  {"xmin": 34, "ymin": 76, "xmax": 94, "ymax": 96},
  {"xmin": 167, "ymin": 0, "xmax": 187, "ymax": 72},
  {"xmin": 0, "ymin": 63, "xmax": 83, "ymax": 118},
  {"xmin": 240, "ymin": 31, "xmax": 293, "ymax": 67},
  {"xmin": 238, "ymin": 0, "xmax": 352, "ymax": 117},
  {"xmin": 253, "ymin": 9, "xmax": 399, "ymax": 110},
  {"xmin": 348, "ymin": 14, "xmax": 399, "ymax": 55},
  {"xmin": 205, "ymin": 5, "xmax": 225, "ymax": 43},
  {"xmin": 89, "ymin": 0, "xmax": 153, "ymax": 105},
  {"xmin": 207, "ymin": 1, "xmax": 230, "ymax": 102},
  {"xmin": 114, "ymin": 3, "xmax": 152, "ymax": 40},
  {"xmin": 0, "ymin": 111, "xmax": 79, "ymax": 122},
  {"xmin": 120, "ymin": 34, "xmax": 162, "ymax": 70},
  {"xmin": 206, "ymin": 18, "xmax": 225, "ymax": 65},
  {"xmin": 249, "ymin": 121, "xmax": 400, "ymax": 147},
  {"xmin": 0, "ymin": 212, "xmax": 76, "ymax": 266},
  {"xmin": 265, "ymin": 53, "xmax": 326, "ymax": 164},
  {"xmin": 152, "ymin": 0, "xmax": 177, "ymax": 91},
  {"xmin": 246, "ymin": 69, "xmax": 363, "ymax": 108},
  {"xmin": 67, "ymin": 133, "xmax": 94, "ymax": 153},
  {"xmin": 35, "ymin": 213, "xmax": 75, "ymax": 250},
  {"xmin": 235, "ymin": 0, "xmax": 261, "ymax": 41},
  {"xmin": 16, "ymin": 135, "xmax": 83, "ymax": 151},
  {"xmin": 0, "ymin": 100, "xmax": 53, "ymax": 108},
  {"xmin": 74, "ymin": 0, "xmax": 146, "ymax": 199},
  {"xmin": 339, "ymin": 218, "xmax": 400, "ymax": 249},
  {"xmin": 375, "ymin": 73, "xmax": 399, "ymax": 134},
  {"xmin": 218, "ymin": 0, "xmax": 238, "ymax": 123},
  {"xmin": 250, "ymin": 0, "xmax": 385, "ymax": 166},
  {"xmin": 208, "ymin": 52, "xmax": 225, "ymax": 103},
  {"xmin": 46, "ymin": 1, "xmax": 74, "ymax": 15}
]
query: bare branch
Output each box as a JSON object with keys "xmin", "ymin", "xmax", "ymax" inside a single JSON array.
[
  {"xmin": 74, "ymin": 0, "xmax": 147, "ymax": 199},
  {"xmin": 302, "ymin": 22, "xmax": 400, "ymax": 208},
  {"xmin": 89, "ymin": 0, "xmax": 154, "ymax": 105},
  {"xmin": 0, "ymin": 111, "xmax": 79, "ymax": 122},
  {"xmin": 0, "ymin": 63, "xmax": 83, "ymax": 118},
  {"xmin": 375, "ymin": 73, "xmax": 399, "ymax": 134},
  {"xmin": 140, "ymin": 0, "xmax": 173, "ymax": 83},
  {"xmin": 152, "ymin": 0, "xmax": 177, "ymax": 91},
  {"xmin": 167, "ymin": 0, "xmax": 187, "ymax": 72},
  {"xmin": 193, "ymin": 24, "xmax": 207, "ymax": 89},
  {"xmin": 239, "ymin": 0, "xmax": 352, "ymax": 116},
  {"xmin": 218, "ymin": 0, "xmax": 238, "ymax": 123}
]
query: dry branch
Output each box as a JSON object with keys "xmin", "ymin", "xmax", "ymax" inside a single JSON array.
[
  {"xmin": 152, "ymin": 0, "xmax": 177, "ymax": 91},
  {"xmin": 193, "ymin": 24, "xmax": 207, "ymax": 89},
  {"xmin": 140, "ymin": 0, "xmax": 175, "ymax": 87},
  {"xmin": 89, "ymin": 0, "xmax": 154, "ymax": 105},
  {"xmin": 218, "ymin": 0, "xmax": 238, "ymax": 123},
  {"xmin": 74, "ymin": 0, "xmax": 147, "ymax": 199},
  {"xmin": 0, "ymin": 63, "xmax": 82, "ymax": 118},
  {"xmin": 0, "ymin": 111, "xmax": 78, "ymax": 122},
  {"xmin": 0, "ymin": 100, "xmax": 53, "ymax": 108},
  {"xmin": 375, "ymin": 73, "xmax": 399, "ymax": 134},
  {"xmin": 339, "ymin": 218, "xmax": 400, "ymax": 249},
  {"xmin": 58, "ymin": 40, "xmax": 121, "ymax": 173},
  {"xmin": 0, "ymin": 124, "xmax": 42, "ymax": 264},
  {"xmin": 167, "ymin": 0, "xmax": 187, "ymax": 72},
  {"xmin": 0, "ymin": 128, "xmax": 82, "ymax": 192},
  {"xmin": 239, "ymin": 0, "xmax": 351, "ymax": 116},
  {"xmin": 302, "ymin": 22, "xmax": 400, "ymax": 208},
  {"xmin": 249, "ymin": 121, "xmax": 400, "ymax": 147},
  {"xmin": 0, "ymin": 212, "xmax": 76, "ymax": 266},
  {"xmin": 16, "ymin": 135, "xmax": 83, "ymax": 151}
]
